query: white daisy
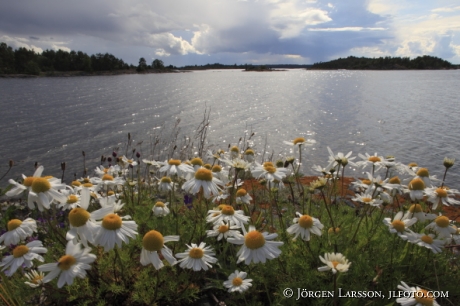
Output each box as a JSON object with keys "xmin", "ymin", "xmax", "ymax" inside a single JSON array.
[
  {"xmin": 153, "ymin": 201, "xmax": 170, "ymax": 217},
  {"xmin": 5, "ymin": 165, "xmax": 44, "ymax": 197},
  {"xmin": 223, "ymin": 270, "xmax": 253, "ymax": 293},
  {"xmin": 317, "ymin": 252, "xmax": 351, "ymax": 274},
  {"xmin": 352, "ymin": 191, "xmax": 383, "ymax": 207},
  {"xmin": 402, "ymin": 204, "xmax": 436, "ymax": 223},
  {"xmin": 0, "ymin": 218, "xmax": 37, "ymax": 246},
  {"xmin": 182, "ymin": 168, "xmax": 223, "ymax": 199},
  {"xmin": 158, "ymin": 176, "xmax": 174, "ymax": 193},
  {"xmin": 66, "ymin": 188, "xmax": 112, "ymax": 247},
  {"xmin": 425, "ymin": 215, "xmax": 457, "ymax": 238},
  {"xmin": 159, "ymin": 159, "xmax": 194, "ymax": 178},
  {"xmin": 406, "ymin": 177, "xmax": 426, "ymax": 201},
  {"xmin": 383, "ymin": 211, "xmax": 417, "ymax": 240},
  {"xmin": 395, "ymin": 281, "xmax": 440, "ymax": 306},
  {"xmin": 425, "ymin": 186, "xmax": 460, "ymax": 210},
  {"xmin": 91, "ymin": 174, "xmax": 125, "ymax": 191},
  {"xmin": 355, "ymin": 152, "xmax": 385, "ymax": 170},
  {"xmin": 175, "ymin": 242, "xmax": 218, "ymax": 271},
  {"xmin": 0, "ymin": 240, "xmax": 47, "ymax": 275},
  {"xmin": 283, "ymin": 137, "xmax": 316, "ymax": 147},
  {"xmin": 251, "ymin": 162, "xmax": 288, "ymax": 182},
  {"xmin": 244, "ymin": 149, "xmax": 256, "ymax": 163},
  {"xmin": 120, "ymin": 155, "xmax": 138, "ymax": 168},
  {"xmin": 207, "ymin": 205, "xmax": 250, "ymax": 226},
  {"xmin": 140, "ymin": 230, "xmax": 179, "ymax": 270},
  {"xmin": 94, "ymin": 213, "xmax": 138, "ymax": 252},
  {"xmin": 38, "ymin": 241, "xmax": 96, "ymax": 288},
  {"xmin": 227, "ymin": 225, "xmax": 283, "ymax": 265},
  {"xmin": 211, "ymin": 165, "xmax": 230, "ymax": 185},
  {"xmin": 287, "ymin": 212, "xmax": 324, "ymax": 241},
  {"xmin": 24, "ymin": 269, "xmax": 45, "ymax": 288},
  {"xmin": 414, "ymin": 167, "xmax": 439, "ymax": 188},
  {"xmin": 235, "ymin": 188, "xmax": 252, "ymax": 205},
  {"xmin": 326, "ymin": 147, "xmax": 357, "ymax": 168},
  {"xmin": 412, "ymin": 233, "xmax": 445, "ymax": 254},
  {"xmin": 94, "ymin": 165, "xmax": 121, "ymax": 178},
  {"xmin": 206, "ymin": 221, "xmax": 242, "ymax": 241},
  {"xmin": 27, "ymin": 176, "xmax": 67, "ymax": 211}
]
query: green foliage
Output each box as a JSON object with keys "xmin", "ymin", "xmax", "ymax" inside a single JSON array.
[{"xmin": 311, "ymin": 55, "xmax": 453, "ymax": 70}]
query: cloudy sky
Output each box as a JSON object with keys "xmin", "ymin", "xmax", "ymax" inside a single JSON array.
[{"xmin": 1, "ymin": 0, "xmax": 459, "ymax": 66}]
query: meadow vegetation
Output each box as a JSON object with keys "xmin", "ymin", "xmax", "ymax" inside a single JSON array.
[{"xmin": 0, "ymin": 114, "xmax": 459, "ymax": 306}]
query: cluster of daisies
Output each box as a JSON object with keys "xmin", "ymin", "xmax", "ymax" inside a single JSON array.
[
  {"xmin": 1, "ymin": 137, "xmax": 458, "ymax": 303},
  {"xmin": 315, "ymin": 148, "xmax": 460, "ymax": 254}
]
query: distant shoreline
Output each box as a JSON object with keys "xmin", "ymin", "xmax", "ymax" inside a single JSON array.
[{"xmin": 0, "ymin": 69, "xmax": 189, "ymax": 78}]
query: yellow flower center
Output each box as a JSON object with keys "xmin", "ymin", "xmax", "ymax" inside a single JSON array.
[
  {"xmin": 435, "ymin": 216, "xmax": 450, "ymax": 228},
  {"xmin": 58, "ymin": 255, "xmax": 76, "ymax": 271},
  {"xmin": 102, "ymin": 174, "xmax": 114, "ymax": 181},
  {"xmin": 221, "ymin": 205, "xmax": 235, "ymax": 215},
  {"xmin": 194, "ymin": 168, "xmax": 213, "ymax": 181},
  {"xmin": 409, "ymin": 204, "xmax": 423, "ymax": 213},
  {"xmin": 368, "ymin": 156, "xmax": 381, "ymax": 163},
  {"xmin": 83, "ymin": 178, "xmax": 90, "ymax": 183},
  {"xmin": 31, "ymin": 177, "xmax": 51, "ymax": 193},
  {"xmin": 264, "ymin": 166, "xmax": 276, "ymax": 174},
  {"xmin": 218, "ymin": 225, "xmax": 229, "ymax": 233},
  {"xmin": 298, "ymin": 215, "xmax": 314, "ymax": 229},
  {"xmin": 155, "ymin": 202, "xmax": 165, "ymax": 208},
  {"xmin": 414, "ymin": 289, "xmax": 434, "ymax": 306},
  {"xmin": 361, "ymin": 197, "xmax": 372, "ymax": 203},
  {"xmin": 362, "ymin": 179, "xmax": 371, "ymax": 185},
  {"xmin": 263, "ymin": 162, "xmax": 274, "ymax": 168},
  {"xmin": 67, "ymin": 195, "xmax": 79, "ymax": 204},
  {"xmin": 204, "ymin": 163, "xmax": 212, "ymax": 170},
  {"xmin": 236, "ymin": 189, "xmax": 247, "ymax": 197},
  {"xmin": 142, "ymin": 230, "xmax": 164, "ymax": 252},
  {"xmin": 230, "ymin": 146, "xmax": 239, "ymax": 153},
  {"xmin": 13, "ymin": 245, "xmax": 29, "ymax": 258},
  {"xmin": 408, "ymin": 178, "xmax": 425, "ymax": 191},
  {"xmin": 7, "ymin": 219, "xmax": 22, "ymax": 231},
  {"xmin": 101, "ymin": 214, "xmax": 122, "ymax": 230},
  {"xmin": 168, "ymin": 159, "xmax": 181, "ymax": 166},
  {"xmin": 83, "ymin": 182, "xmax": 93, "ymax": 187},
  {"xmin": 416, "ymin": 168, "xmax": 429, "ymax": 177},
  {"xmin": 391, "ymin": 220, "xmax": 406, "ymax": 232},
  {"xmin": 293, "ymin": 137, "xmax": 305, "ymax": 145},
  {"xmin": 435, "ymin": 188, "xmax": 447, "ymax": 198},
  {"xmin": 23, "ymin": 177, "xmax": 36, "ymax": 187},
  {"xmin": 331, "ymin": 260, "xmax": 340, "ymax": 268},
  {"xmin": 389, "ymin": 176, "xmax": 401, "ymax": 184},
  {"xmin": 107, "ymin": 191, "xmax": 115, "ymax": 196},
  {"xmin": 160, "ymin": 177, "xmax": 172, "ymax": 184},
  {"xmin": 408, "ymin": 162, "xmax": 418, "ymax": 167},
  {"xmin": 103, "ymin": 168, "xmax": 109, "ymax": 173},
  {"xmin": 245, "ymin": 149, "xmax": 255, "ymax": 155},
  {"xmin": 188, "ymin": 247, "xmax": 204, "ymax": 259},
  {"xmin": 190, "ymin": 157, "xmax": 203, "ymax": 166},
  {"xmin": 232, "ymin": 277, "xmax": 243, "ymax": 286},
  {"xmin": 212, "ymin": 165, "xmax": 222, "ymax": 173},
  {"xmin": 421, "ymin": 235, "xmax": 433, "ymax": 244},
  {"xmin": 71, "ymin": 180, "xmax": 81, "ymax": 187},
  {"xmin": 68, "ymin": 208, "xmax": 90, "ymax": 227},
  {"xmin": 244, "ymin": 231, "xmax": 265, "ymax": 250}
]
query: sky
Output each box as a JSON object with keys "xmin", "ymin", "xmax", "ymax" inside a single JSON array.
[{"xmin": 1, "ymin": 0, "xmax": 460, "ymax": 66}]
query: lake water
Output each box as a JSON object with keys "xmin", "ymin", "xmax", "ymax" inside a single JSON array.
[{"xmin": 1, "ymin": 69, "xmax": 459, "ymax": 187}]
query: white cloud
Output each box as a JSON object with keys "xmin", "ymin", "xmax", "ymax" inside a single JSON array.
[
  {"xmin": 269, "ymin": 2, "xmax": 332, "ymax": 38},
  {"xmin": 308, "ymin": 27, "xmax": 386, "ymax": 32}
]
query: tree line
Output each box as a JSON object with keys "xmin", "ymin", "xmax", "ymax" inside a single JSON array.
[
  {"xmin": 0, "ymin": 42, "xmax": 174, "ymax": 75},
  {"xmin": 310, "ymin": 55, "xmax": 454, "ymax": 70}
]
